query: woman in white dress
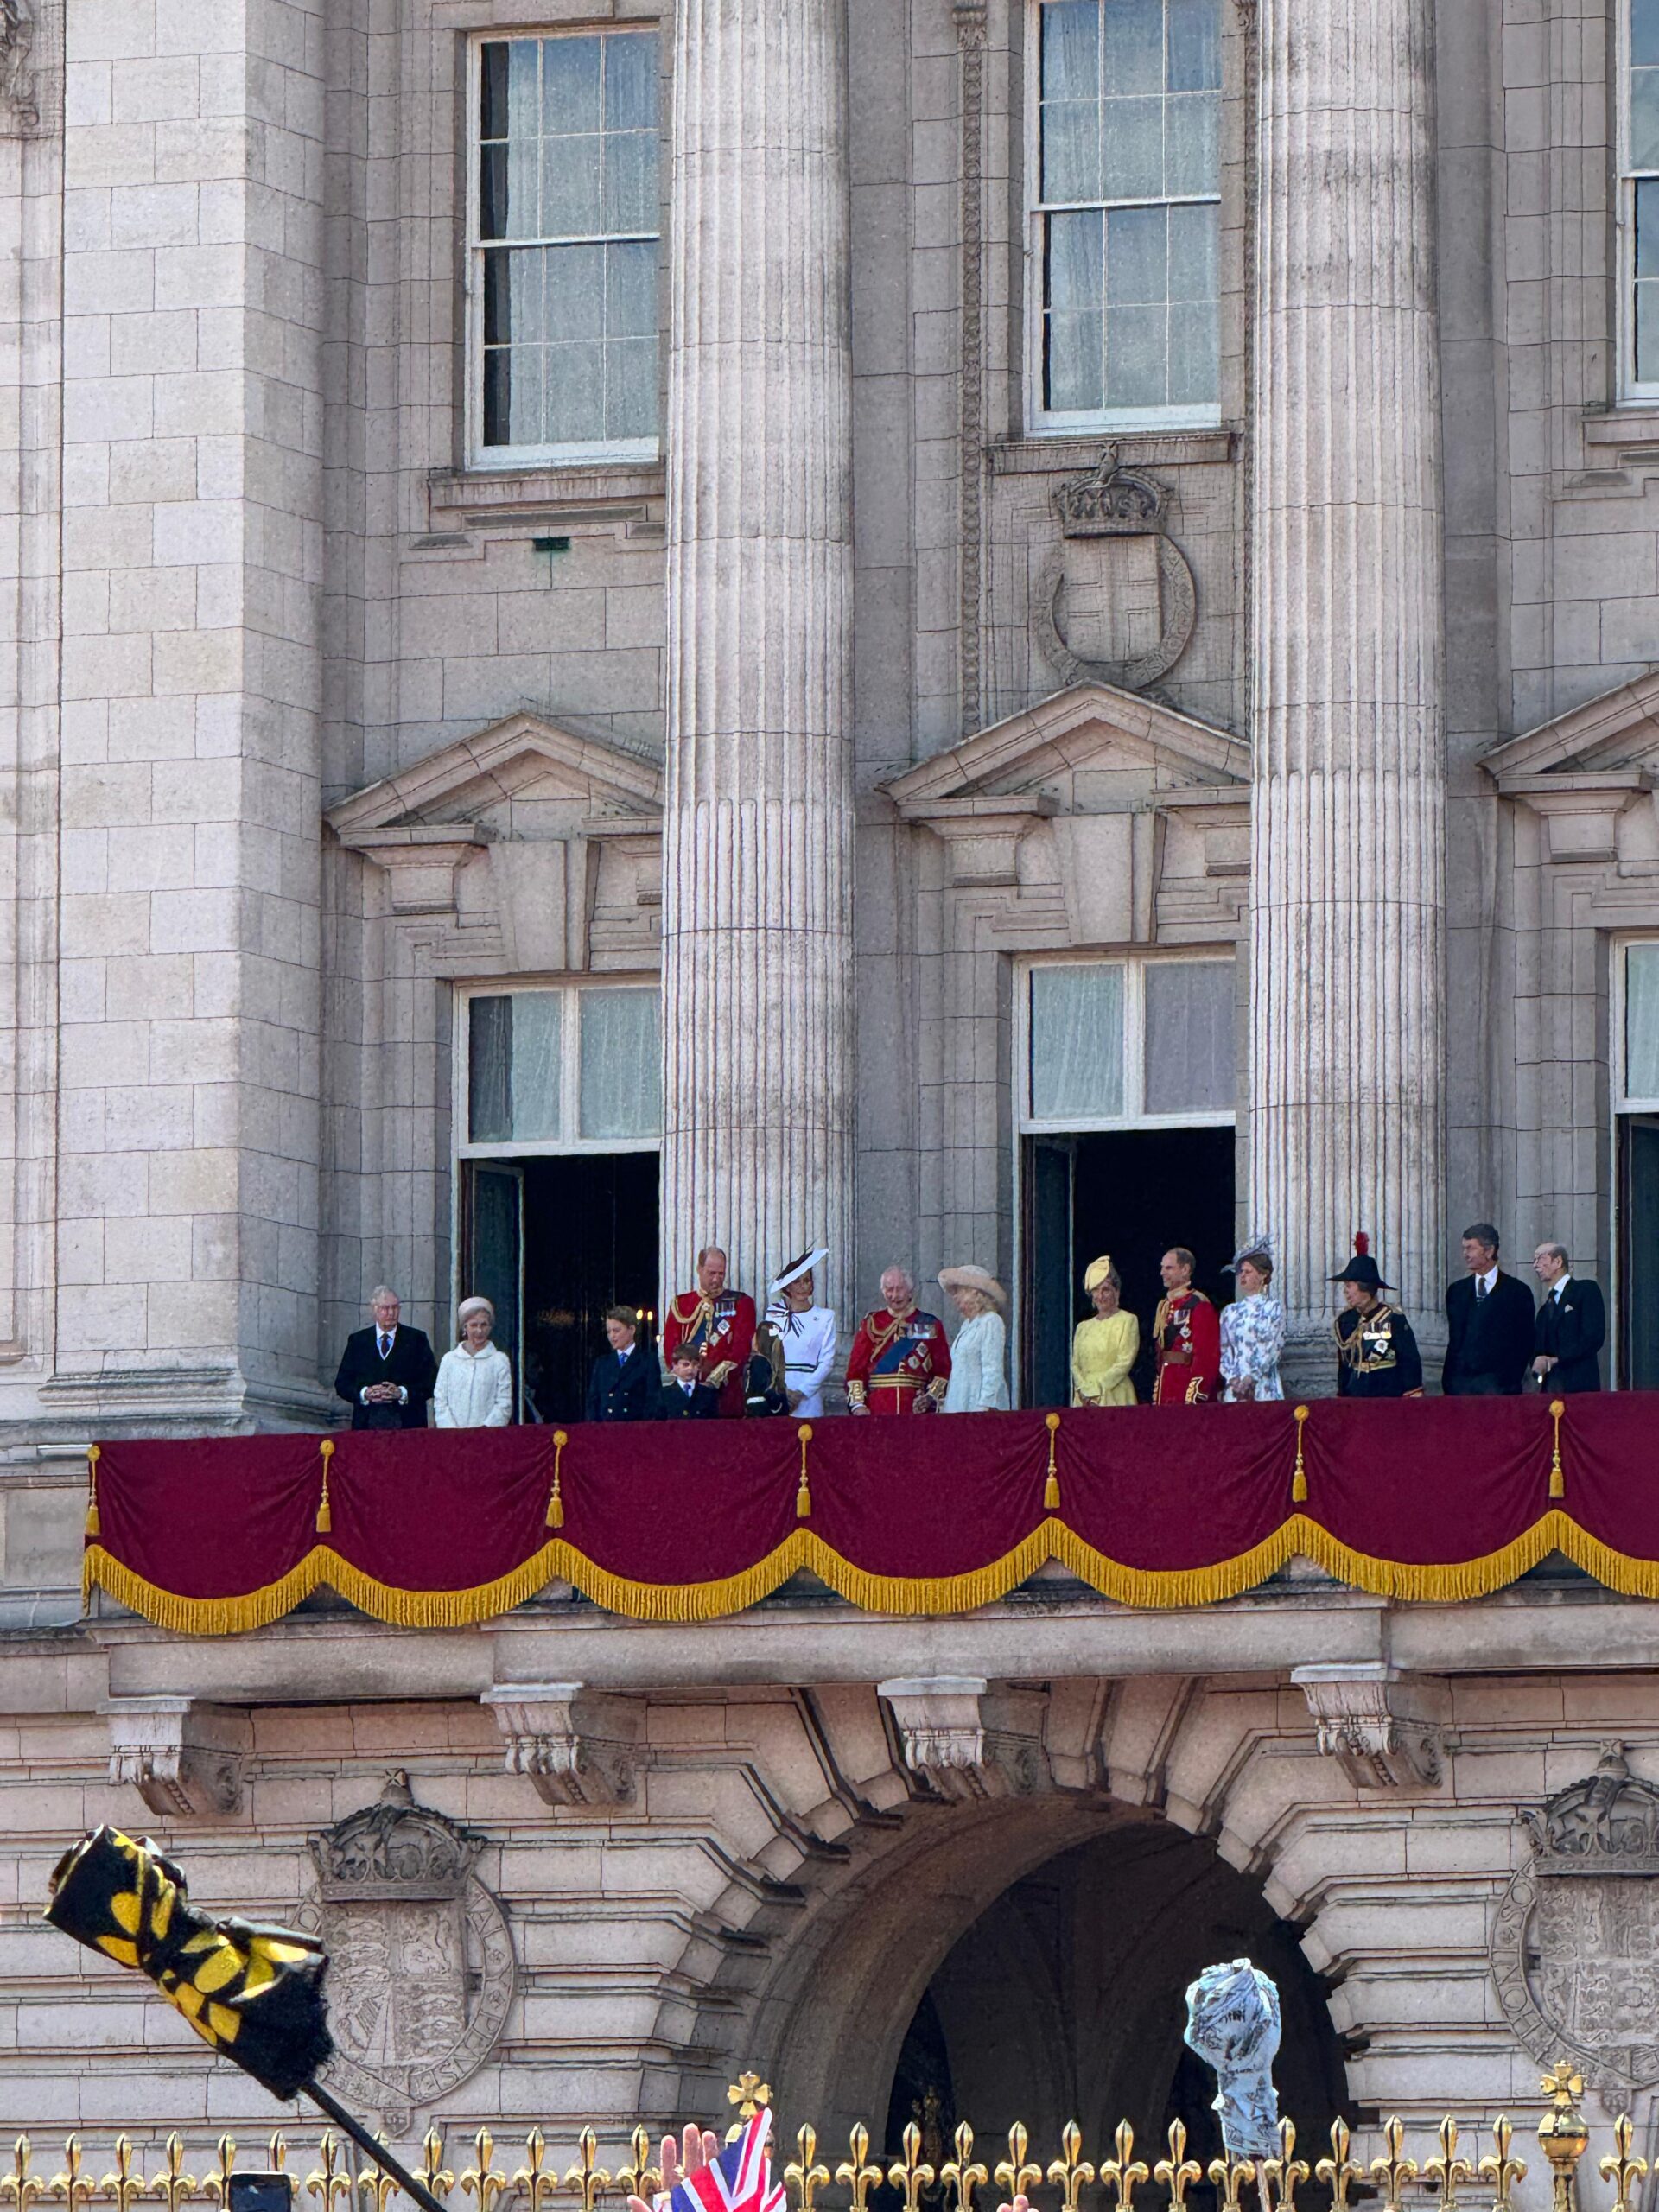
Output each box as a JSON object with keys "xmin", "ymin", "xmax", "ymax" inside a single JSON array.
[
  {"xmin": 1219, "ymin": 1236, "xmax": 1286, "ymax": 1402},
  {"xmin": 938, "ymin": 1265, "xmax": 1011, "ymax": 1412},
  {"xmin": 764, "ymin": 1246, "xmax": 838, "ymax": 1417},
  {"xmin": 433, "ymin": 1296, "xmax": 514, "ymax": 1427}
]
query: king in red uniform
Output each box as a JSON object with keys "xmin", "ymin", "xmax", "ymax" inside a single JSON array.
[
  {"xmin": 661, "ymin": 1244, "xmax": 756, "ymax": 1420},
  {"xmin": 1152, "ymin": 1244, "xmax": 1222, "ymax": 1404},
  {"xmin": 846, "ymin": 1264, "xmax": 952, "ymax": 1414}
]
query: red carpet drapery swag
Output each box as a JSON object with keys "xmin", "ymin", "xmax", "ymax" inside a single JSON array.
[{"xmin": 79, "ymin": 1397, "xmax": 1659, "ymax": 1633}]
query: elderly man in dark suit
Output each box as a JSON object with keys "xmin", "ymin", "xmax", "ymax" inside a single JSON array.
[
  {"xmin": 586, "ymin": 1305, "xmax": 656, "ymax": 1421},
  {"xmin": 1443, "ymin": 1223, "xmax": 1535, "ymax": 1395},
  {"xmin": 1532, "ymin": 1241, "xmax": 1606, "ymax": 1393},
  {"xmin": 334, "ymin": 1285, "xmax": 438, "ymax": 1430}
]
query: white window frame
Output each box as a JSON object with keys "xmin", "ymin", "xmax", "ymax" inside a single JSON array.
[
  {"xmin": 1015, "ymin": 950, "xmax": 1236, "ymax": 1133},
  {"xmin": 463, "ymin": 27, "xmax": 664, "ymax": 471},
  {"xmin": 1614, "ymin": 937, "xmax": 1659, "ymax": 1110},
  {"xmin": 1023, "ymin": 0, "xmax": 1224, "ymax": 437},
  {"xmin": 454, "ymin": 978, "xmax": 662, "ymax": 1158},
  {"xmin": 1620, "ymin": 0, "xmax": 1659, "ymax": 403}
]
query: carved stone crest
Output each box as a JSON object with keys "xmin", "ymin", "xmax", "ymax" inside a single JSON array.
[
  {"xmin": 302, "ymin": 1772, "xmax": 514, "ymax": 2129},
  {"xmin": 1492, "ymin": 1746, "xmax": 1659, "ymax": 2093},
  {"xmin": 1033, "ymin": 448, "xmax": 1198, "ymax": 692}
]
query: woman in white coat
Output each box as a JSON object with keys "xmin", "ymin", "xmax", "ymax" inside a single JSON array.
[
  {"xmin": 433, "ymin": 1296, "xmax": 514, "ymax": 1427},
  {"xmin": 938, "ymin": 1265, "xmax": 1011, "ymax": 1412}
]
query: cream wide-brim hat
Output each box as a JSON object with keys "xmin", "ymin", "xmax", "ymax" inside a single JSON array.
[{"xmin": 938, "ymin": 1263, "xmax": 1008, "ymax": 1310}]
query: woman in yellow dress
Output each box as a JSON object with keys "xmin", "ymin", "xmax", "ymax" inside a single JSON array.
[{"xmin": 1071, "ymin": 1255, "xmax": 1140, "ymax": 1406}]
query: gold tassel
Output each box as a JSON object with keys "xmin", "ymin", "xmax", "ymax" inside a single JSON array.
[
  {"xmin": 547, "ymin": 1429, "xmax": 568, "ymax": 1529},
  {"xmin": 1044, "ymin": 1411, "xmax": 1061, "ymax": 1510},
  {"xmin": 1549, "ymin": 1398, "xmax": 1566, "ymax": 1499},
  {"xmin": 315, "ymin": 1437, "xmax": 334, "ymax": 1533},
  {"xmin": 796, "ymin": 1422, "xmax": 813, "ymax": 1519},
  {"xmin": 84, "ymin": 1442, "xmax": 101, "ymax": 1538},
  {"xmin": 1292, "ymin": 1404, "xmax": 1310, "ymax": 1502}
]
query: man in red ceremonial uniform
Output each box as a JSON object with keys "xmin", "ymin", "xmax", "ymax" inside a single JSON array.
[
  {"xmin": 662, "ymin": 1244, "xmax": 756, "ymax": 1419},
  {"xmin": 846, "ymin": 1265, "xmax": 952, "ymax": 1414},
  {"xmin": 1152, "ymin": 1245, "xmax": 1221, "ymax": 1403}
]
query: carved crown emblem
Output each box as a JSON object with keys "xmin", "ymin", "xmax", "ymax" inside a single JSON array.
[
  {"xmin": 1052, "ymin": 446, "xmax": 1170, "ymax": 537},
  {"xmin": 309, "ymin": 1770, "xmax": 485, "ymax": 1902},
  {"xmin": 1519, "ymin": 1745, "xmax": 1659, "ymax": 1876}
]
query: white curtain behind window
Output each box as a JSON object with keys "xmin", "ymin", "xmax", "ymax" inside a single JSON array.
[
  {"xmin": 1628, "ymin": 944, "xmax": 1659, "ymax": 1103},
  {"xmin": 508, "ymin": 992, "xmax": 563, "ymax": 1140},
  {"xmin": 581, "ymin": 988, "xmax": 661, "ymax": 1139},
  {"xmin": 1031, "ymin": 964, "xmax": 1125, "ymax": 1120},
  {"xmin": 1143, "ymin": 960, "xmax": 1233, "ymax": 1114}
]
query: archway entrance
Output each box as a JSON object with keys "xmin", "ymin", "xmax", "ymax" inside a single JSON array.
[{"xmin": 880, "ymin": 1824, "xmax": 1345, "ymax": 2171}]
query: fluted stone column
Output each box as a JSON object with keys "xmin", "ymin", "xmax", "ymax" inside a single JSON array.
[
  {"xmin": 660, "ymin": 0, "xmax": 855, "ymax": 1313},
  {"xmin": 1247, "ymin": 0, "xmax": 1447, "ymax": 1375}
]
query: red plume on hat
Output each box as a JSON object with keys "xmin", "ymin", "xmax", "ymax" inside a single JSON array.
[
  {"xmin": 1353, "ymin": 1230, "xmax": 1370, "ymax": 1255},
  {"xmin": 1332, "ymin": 1229, "xmax": 1390, "ymax": 1290}
]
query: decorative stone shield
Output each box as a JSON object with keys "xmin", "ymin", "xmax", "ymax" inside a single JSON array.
[
  {"xmin": 302, "ymin": 1771, "xmax": 515, "ymax": 2128},
  {"xmin": 1033, "ymin": 448, "xmax": 1198, "ymax": 692},
  {"xmin": 1491, "ymin": 1745, "xmax": 1659, "ymax": 2094}
]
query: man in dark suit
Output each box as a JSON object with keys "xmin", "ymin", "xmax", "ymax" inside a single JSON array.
[
  {"xmin": 586, "ymin": 1305, "xmax": 656, "ymax": 1421},
  {"xmin": 334, "ymin": 1286, "xmax": 438, "ymax": 1430},
  {"xmin": 1532, "ymin": 1241, "xmax": 1606, "ymax": 1393},
  {"xmin": 1443, "ymin": 1222, "xmax": 1535, "ymax": 1395},
  {"xmin": 657, "ymin": 1344, "xmax": 719, "ymax": 1419}
]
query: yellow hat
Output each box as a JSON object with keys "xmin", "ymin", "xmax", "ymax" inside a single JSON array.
[{"xmin": 1083, "ymin": 1255, "xmax": 1116, "ymax": 1294}]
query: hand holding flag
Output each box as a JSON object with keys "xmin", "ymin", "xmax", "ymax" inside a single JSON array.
[{"xmin": 630, "ymin": 2110, "xmax": 785, "ymax": 2212}]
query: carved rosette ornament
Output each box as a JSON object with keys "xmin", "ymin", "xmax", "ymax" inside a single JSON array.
[
  {"xmin": 1033, "ymin": 448, "xmax": 1198, "ymax": 692},
  {"xmin": 1491, "ymin": 1745, "xmax": 1659, "ymax": 2094},
  {"xmin": 299, "ymin": 1771, "xmax": 515, "ymax": 2130}
]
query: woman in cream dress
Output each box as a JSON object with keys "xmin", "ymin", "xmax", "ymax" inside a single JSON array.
[
  {"xmin": 1071, "ymin": 1255, "xmax": 1139, "ymax": 1406},
  {"xmin": 938, "ymin": 1265, "xmax": 1011, "ymax": 1412}
]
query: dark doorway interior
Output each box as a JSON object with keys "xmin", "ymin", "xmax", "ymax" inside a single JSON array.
[
  {"xmin": 462, "ymin": 1153, "xmax": 658, "ymax": 1423},
  {"xmin": 1024, "ymin": 1125, "xmax": 1236, "ymax": 1405},
  {"xmin": 1620, "ymin": 1115, "xmax": 1659, "ymax": 1387}
]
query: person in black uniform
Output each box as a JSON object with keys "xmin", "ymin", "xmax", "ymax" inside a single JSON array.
[
  {"xmin": 1531, "ymin": 1241, "xmax": 1606, "ymax": 1393},
  {"xmin": 657, "ymin": 1344, "xmax": 720, "ymax": 1419},
  {"xmin": 1443, "ymin": 1222, "xmax": 1535, "ymax": 1395},
  {"xmin": 334, "ymin": 1286, "xmax": 438, "ymax": 1430},
  {"xmin": 586, "ymin": 1305, "xmax": 656, "ymax": 1421},
  {"xmin": 1332, "ymin": 1244, "xmax": 1424, "ymax": 1398}
]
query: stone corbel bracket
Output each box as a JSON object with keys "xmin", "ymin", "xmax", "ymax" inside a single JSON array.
[
  {"xmin": 101, "ymin": 1697, "xmax": 251, "ymax": 1821},
  {"xmin": 877, "ymin": 1676, "xmax": 1052, "ymax": 1801},
  {"xmin": 1290, "ymin": 1663, "xmax": 1447, "ymax": 1790},
  {"xmin": 483, "ymin": 1683, "xmax": 641, "ymax": 1808}
]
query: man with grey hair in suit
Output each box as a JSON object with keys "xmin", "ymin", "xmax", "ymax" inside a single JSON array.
[
  {"xmin": 333, "ymin": 1285, "xmax": 438, "ymax": 1430},
  {"xmin": 1532, "ymin": 1243, "xmax": 1606, "ymax": 1393}
]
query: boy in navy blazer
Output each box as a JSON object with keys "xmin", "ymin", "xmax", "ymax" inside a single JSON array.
[
  {"xmin": 657, "ymin": 1344, "xmax": 720, "ymax": 1419},
  {"xmin": 586, "ymin": 1305, "xmax": 656, "ymax": 1421}
]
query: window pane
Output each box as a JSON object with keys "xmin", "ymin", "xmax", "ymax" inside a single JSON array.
[
  {"xmin": 1042, "ymin": 1, "xmax": 1100, "ymax": 99},
  {"xmin": 1047, "ymin": 312, "xmax": 1105, "ymax": 410},
  {"xmin": 1101, "ymin": 93, "xmax": 1165, "ymax": 197},
  {"xmin": 603, "ymin": 130, "xmax": 657, "ymax": 233},
  {"xmin": 480, "ymin": 43, "xmax": 512, "ymax": 142},
  {"xmin": 544, "ymin": 240, "xmax": 605, "ymax": 338},
  {"xmin": 508, "ymin": 993, "xmax": 563, "ymax": 1141},
  {"xmin": 1167, "ymin": 295, "xmax": 1219, "ymax": 404},
  {"xmin": 1640, "ymin": 273, "xmax": 1659, "ymax": 385},
  {"xmin": 1107, "ymin": 203, "xmax": 1167, "ymax": 302},
  {"xmin": 469, "ymin": 996, "xmax": 512, "ymax": 1143},
  {"xmin": 543, "ymin": 132, "xmax": 602, "ymax": 238},
  {"xmin": 1143, "ymin": 961, "xmax": 1234, "ymax": 1114},
  {"xmin": 1166, "ymin": 0, "xmax": 1221, "ymax": 90},
  {"xmin": 1049, "ymin": 207, "xmax": 1104, "ymax": 306},
  {"xmin": 1031, "ymin": 965, "xmax": 1125, "ymax": 1120},
  {"xmin": 1165, "ymin": 87, "xmax": 1219, "ymax": 194},
  {"xmin": 1628, "ymin": 945, "xmax": 1659, "ymax": 1100},
  {"xmin": 1639, "ymin": 177, "xmax": 1659, "ymax": 275},
  {"xmin": 1635, "ymin": 0, "xmax": 1659, "ymax": 70},
  {"xmin": 543, "ymin": 35, "xmax": 601, "ymax": 137},
  {"xmin": 581, "ymin": 989, "xmax": 662, "ymax": 1139},
  {"xmin": 1102, "ymin": 0, "xmax": 1164, "ymax": 93},
  {"xmin": 1169, "ymin": 197, "xmax": 1219, "ymax": 299},
  {"xmin": 545, "ymin": 341, "xmax": 605, "ymax": 445},
  {"xmin": 1043, "ymin": 100, "xmax": 1103, "ymax": 201},
  {"xmin": 607, "ymin": 238, "xmax": 658, "ymax": 336},
  {"xmin": 1107, "ymin": 302, "xmax": 1167, "ymax": 407},
  {"xmin": 605, "ymin": 32, "xmax": 659, "ymax": 129},
  {"xmin": 609, "ymin": 336, "xmax": 659, "ymax": 439},
  {"xmin": 1633, "ymin": 66, "xmax": 1659, "ymax": 170}
]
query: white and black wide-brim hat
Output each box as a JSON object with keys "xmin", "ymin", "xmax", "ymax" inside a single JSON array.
[{"xmin": 769, "ymin": 1246, "xmax": 828, "ymax": 1300}]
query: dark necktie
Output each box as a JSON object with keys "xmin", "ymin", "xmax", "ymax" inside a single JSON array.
[
  {"xmin": 378, "ymin": 1332, "xmax": 391, "ymax": 1357},
  {"xmin": 1475, "ymin": 1279, "xmax": 1487, "ymax": 1304}
]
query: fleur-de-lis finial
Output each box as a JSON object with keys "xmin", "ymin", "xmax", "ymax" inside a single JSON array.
[
  {"xmin": 1369, "ymin": 2119, "xmax": 1419, "ymax": 2212},
  {"xmin": 1477, "ymin": 2117, "xmax": 1527, "ymax": 2211},
  {"xmin": 1600, "ymin": 2113, "xmax": 1649, "ymax": 2212},
  {"xmin": 355, "ymin": 2137, "xmax": 402, "ymax": 2212},
  {"xmin": 1425, "ymin": 2119, "xmax": 1473, "ymax": 2212},
  {"xmin": 303, "ymin": 2136, "xmax": 350, "ymax": 2212},
  {"xmin": 941, "ymin": 2126, "xmax": 988, "ymax": 2212},
  {"xmin": 98, "ymin": 2141, "xmax": 143, "ymax": 2212},
  {"xmin": 888, "ymin": 2123, "xmax": 937, "ymax": 2212},
  {"xmin": 3, "ymin": 2142, "xmax": 42, "ymax": 2212},
  {"xmin": 420, "ymin": 2132, "xmax": 454, "ymax": 2206},
  {"xmin": 836, "ymin": 2127, "xmax": 882, "ymax": 2212},
  {"xmin": 48, "ymin": 2142, "xmax": 91, "ymax": 2212},
  {"xmin": 1315, "ymin": 2120, "xmax": 1363, "ymax": 2212},
  {"xmin": 203, "ymin": 2139, "xmax": 238, "ymax": 2210},
  {"xmin": 1154, "ymin": 2121, "xmax": 1202, "ymax": 2211},
  {"xmin": 1206, "ymin": 2155, "xmax": 1256, "ymax": 2212},
  {"xmin": 994, "ymin": 2126, "xmax": 1041, "ymax": 2209},
  {"xmin": 151, "ymin": 2138, "xmax": 200, "ymax": 2212},
  {"xmin": 785, "ymin": 2128, "xmax": 830, "ymax": 2212},
  {"xmin": 618, "ymin": 2131, "xmax": 662, "ymax": 2212},
  {"xmin": 1049, "ymin": 2123, "xmax": 1099, "ymax": 2212},
  {"xmin": 563, "ymin": 2131, "xmax": 612, "ymax": 2212},
  {"xmin": 1098, "ymin": 2123, "xmax": 1146, "ymax": 2212},
  {"xmin": 1261, "ymin": 2120, "xmax": 1309, "ymax": 2212}
]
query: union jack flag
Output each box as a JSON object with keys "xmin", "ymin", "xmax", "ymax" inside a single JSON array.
[{"xmin": 666, "ymin": 2112, "xmax": 786, "ymax": 2212}]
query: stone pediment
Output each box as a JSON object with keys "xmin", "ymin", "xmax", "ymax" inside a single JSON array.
[
  {"xmin": 1483, "ymin": 674, "xmax": 1659, "ymax": 866},
  {"xmin": 327, "ymin": 710, "xmax": 662, "ymax": 841},
  {"xmin": 882, "ymin": 682, "xmax": 1247, "ymax": 821}
]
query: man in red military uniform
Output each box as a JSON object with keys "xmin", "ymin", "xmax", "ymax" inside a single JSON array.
[
  {"xmin": 661, "ymin": 1245, "xmax": 756, "ymax": 1419},
  {"xmin": 846, "ymin": 1265, "xmax": 952, "ymax": 1414},
  {"xmin": 1153, "ymin": 1245, "xmax": 1221, "ymax": 1404}
]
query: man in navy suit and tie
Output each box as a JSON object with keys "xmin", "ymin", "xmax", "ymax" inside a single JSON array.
[
  {"xmin": 586, "ymin": 1305, "xmax": 656, "ymax": 1421},
  {"xmin": 334, "ymin": 1285, "xmax": 438, "ymax": 1430},
  {"xmin": 1442, "ymin": 1223, "xmax": 1536, "ymax": 1395},
  {"xmin": 1531, "ymin": 1241, "xmax": 1606, "ymax": 1392}
]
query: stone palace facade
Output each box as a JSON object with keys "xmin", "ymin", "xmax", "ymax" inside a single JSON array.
[{"xmin": 8, "ymin": 0, "xmax": 1659, "ymax": 2178}]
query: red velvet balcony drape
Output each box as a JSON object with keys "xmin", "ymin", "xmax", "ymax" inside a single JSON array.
[{"xmin": 79, "ymin": 1396, "xmax": 1658, "ymax": 1633}]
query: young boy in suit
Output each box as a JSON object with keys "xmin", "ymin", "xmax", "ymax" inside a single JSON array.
[{"xmin": 657, "ymin": 1344, "xmax": 720, "ymax": 1419}]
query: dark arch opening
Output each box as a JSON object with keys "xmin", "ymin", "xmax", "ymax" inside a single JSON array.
[{"xmin": 882, "ymin": 1823, "xmax": 1348, "ymax": 2183}]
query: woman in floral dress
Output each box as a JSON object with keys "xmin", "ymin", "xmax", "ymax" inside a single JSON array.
[{"xmin": 1219, "ymin": 1236, "xmax": 1285, "ymax": 1402}]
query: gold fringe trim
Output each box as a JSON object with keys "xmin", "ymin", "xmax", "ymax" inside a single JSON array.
[
  {"xmin": 81, "ymin": 1509, "xmax": 1659, "ymax": 1633},
  {"xmin": 1043, "ymin": 1413, "xmax": 1061, "ymax": 1511}
]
